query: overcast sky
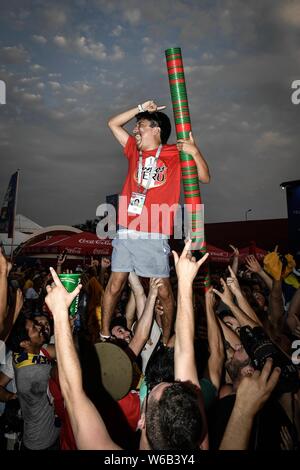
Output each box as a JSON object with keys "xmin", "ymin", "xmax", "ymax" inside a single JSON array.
[{"xmin": 0, "ymin": 0, "xmax": 299, "ymax": 227}]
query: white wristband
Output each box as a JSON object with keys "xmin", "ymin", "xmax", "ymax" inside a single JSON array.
[
  {"xmin": 138, "ymin": 104, "xmax": 144, "ymax": 113},
  {"xmin": 99, "ymin": 332, "xmax": 111, "ymax": 340}
]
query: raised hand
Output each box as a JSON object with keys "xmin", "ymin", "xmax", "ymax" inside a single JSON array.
[
  {"xmin": 172, "ymin": 239, "xmax": 209, "ymax": 283},
  {"xmin": 149, "ymin": 278, "xmax": 163, "ymax": 298},
  {"xmin": 226, "ymin": 265, "xmax": 241, "ymax": 295},
  {"xmin": 57, "ymin": 251, "xmax": 67, "ymax": 266},
  {"xmin": 141, "ymin": 100, "xmax": 166, "ymax": 112},
  {"xmin": 235, "ymin": 358, "xmax": 281, "ymax": 417},
  {"xmin": 205, "ymin": 286, "xmax": 217, "ymax": 309},
  {"xmin": 45, "ymin": 267, "xmax": 82, "ymax": 316},
  {"xmin": 245, "ymin": 255, "xmax": 262, "ymax": 274},
  {"xmin": 212, "ymin": 278, "xmax": 234, "ymax": 306},
  {"xmin": 229, "ymin": 244, "xmax": 239, "ymax": 257}
]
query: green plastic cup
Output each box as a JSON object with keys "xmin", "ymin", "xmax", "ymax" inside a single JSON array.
[{"xmin": 58, "ymin": 273, "xmax": 81, "ymax": 316}]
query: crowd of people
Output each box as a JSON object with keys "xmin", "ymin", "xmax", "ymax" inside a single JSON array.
[
  {"xmin": 1, "ymin": 100, "xmax": 299, "ymax": 451},
  {"xmin": 0, "ymin": 242, "xmax": 299, "ymax": 451}
]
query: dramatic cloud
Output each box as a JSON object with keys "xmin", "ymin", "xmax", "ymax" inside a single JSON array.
[
  {"xmin": 0, "ymin": 0, "xmax": 298, "ymax": 227},
  {"xmin": 0, "ymin": 45, "xmax": 29, "ymax": 64}
]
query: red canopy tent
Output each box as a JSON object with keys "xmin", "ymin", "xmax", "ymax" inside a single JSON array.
[
  {"xmin": 22, "ymin": 232, "xmax": 112, "ymax": 256},
  {"xmin": 22, "ymin": 233, "xmax": 234, "ymax": 262},
  {"xmin": 239, "ymin": 243, "xmax": 267, "ymax": 262},
  {"xmin": 22, "ymin": 235, "xmax": 72, "ymax": 254},
  {"xmin": 206, "ymin": 244, "xmax": 231, "ymax": 264},
  {"xmin": 54, "ymin": 232, "xmax": 112, "ymax": 256}
]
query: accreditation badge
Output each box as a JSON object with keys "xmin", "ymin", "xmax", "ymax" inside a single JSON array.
[{"xmin": 127, "ymin": 192, "xmax": 145, "ymax": 215}]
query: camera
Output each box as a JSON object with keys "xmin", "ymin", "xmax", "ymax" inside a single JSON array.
[{"xmin": 240, "ymin": 325, "xmax": 299, "ymax": 394}]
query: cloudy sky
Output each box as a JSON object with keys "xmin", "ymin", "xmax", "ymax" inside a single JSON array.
[{"xmin": 0, "ymin": 0, "xmax": 299, "ymax": 228}]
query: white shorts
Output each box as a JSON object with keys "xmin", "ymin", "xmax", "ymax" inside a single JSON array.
[{"xmin": 111, "ymin": 236, "xmax": 171, "ymax": 278}]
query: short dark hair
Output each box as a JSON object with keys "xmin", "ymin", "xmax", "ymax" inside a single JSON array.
[
  {"xmin": 145, "ymin": 381, "xmax": 204, "ymax": 450},
  {"xmin": 136, "ymin": 111, "xmax": 171, "ymax": 144},
  {"xmin": 218, "ymin": 310, "xmax": 235, "ymax": 322},
  {"xmin": 145, "ymin": 344, "xmax": 174, "ymax": 390},
  {"xmin": 110, "ymin": 315, "xmax": 128, "ymax": 332}
]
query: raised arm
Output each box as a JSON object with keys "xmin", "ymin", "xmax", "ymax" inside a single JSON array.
[
  {"xmin": 213, "ymin": 278, "xmax": 259, "ymax": 329},
  {"xmin": 173, "ymin": 240, "xmax": 209, "ymax": 385},
  {"xmin": 128, "ymin": 272, "xmax": 146, "ymax": 319},
  {"xmin": 226, "ymin": 266, "xmax": 263, "ymax": 326},
  {"xmin": 129, "ymin": 278, "xmax": 162, "ymax": 357},
  {"xmin": 205, "ymin": 287, "xmax": 225, "ymax": 392},
  {"xmin": 220, "ymin": 358, "xmax": 281, "ymax": 450},
  {"xmin": 217, "ymin": 316, "xmax": 242, "ymax": 349},
  {"xmin": 125, "ymin": 291, "xmax": 136, "ymax": 330},
  {"xmin": 229, "ymin": 245, "xmax": 239, "ymax": 276},
  {"xmin": 245, "ymin": 255, "xmax": 273, "ymax": 291},
  {"xmin": 176, "ymin": 131, "xmax": 210, "ymax": 183},
  {"xmin": 108, "ymin": 100, "xmax": 166, "ymax": 148},
  {"xmin": 45, "ymin": 267, "xmax": 120, "ymax": 450},
  {"xmin": 56, "ymin": 251, "xmax": 67, "ymax": 275}
]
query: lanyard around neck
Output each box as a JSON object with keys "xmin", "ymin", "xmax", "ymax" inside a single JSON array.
[{"xmin": 137, "ymin": 144, "xmax": 162, "ymax": 194}]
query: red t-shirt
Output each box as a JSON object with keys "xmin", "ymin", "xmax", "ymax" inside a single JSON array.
[{"xmin": 118, "ymin": 136, "xmax": 181, "ymax": 235}]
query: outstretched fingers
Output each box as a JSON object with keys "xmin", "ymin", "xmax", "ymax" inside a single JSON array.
[
  {"xmin": 49, "ymin": 267, "xmax": 63, "ymax": 287},
  {"xmin": 196, "ymin": 251, "xmax": 209, "ymax": 268},
  {"xmin": 227, "ymin": 265, "xmax": 236, "ymax": 278}
]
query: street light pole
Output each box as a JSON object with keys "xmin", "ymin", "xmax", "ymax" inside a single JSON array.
[{"xmin": 245, "ymin": 209, "xmax": 252, "ymax": 221}]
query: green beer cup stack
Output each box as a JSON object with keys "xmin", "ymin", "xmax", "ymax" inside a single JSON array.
[{"xmin": 58, "ymin": 273, "xmax": 81, "ymax": 316}]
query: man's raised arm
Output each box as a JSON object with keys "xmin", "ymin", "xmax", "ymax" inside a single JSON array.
[
  {"xmin": 45, "ymin": 267, "xmax": 121, "ymax": 450},
  {"xmin": 173, "ymin": 240, "xmax": 209, "ymax": 385},
  {"xmin": 108, "ymin": 100, "xmax": 166, "ymax": 147}
]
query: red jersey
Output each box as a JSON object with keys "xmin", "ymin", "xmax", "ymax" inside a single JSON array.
[{"xmin": 118, "ymin": 136, "xmax": 181, "ymax": 235}]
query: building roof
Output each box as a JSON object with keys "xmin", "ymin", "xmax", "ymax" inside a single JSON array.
[{"xmin": 15, "ymin": 214, "xmax": 42, "ymax": 233}]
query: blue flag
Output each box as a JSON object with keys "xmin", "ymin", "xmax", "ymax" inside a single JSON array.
[{"xmin": 0, "ymin": 171, "xmax": 18, "ymax": 238}]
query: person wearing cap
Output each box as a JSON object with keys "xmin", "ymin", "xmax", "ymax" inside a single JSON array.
[{"xmin": 100, "ymin": 100, "xmax": 210, "ymax": 346}]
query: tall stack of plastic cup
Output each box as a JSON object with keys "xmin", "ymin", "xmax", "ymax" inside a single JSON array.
[
  {"xmin": 165, "ymin": 47, "xmax": 210, "ymax": 289},
  {"xmin": 58, "ymin": 273, "xmax": 81, "ymax": 316}
]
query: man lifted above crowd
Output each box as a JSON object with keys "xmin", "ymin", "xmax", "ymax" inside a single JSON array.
[{"xmin": 100, "ymin": 100, "xmax": 210, "ymax": 346}]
